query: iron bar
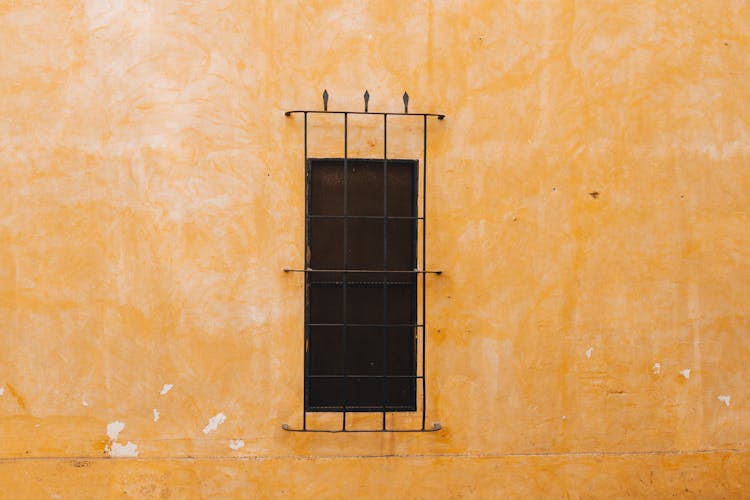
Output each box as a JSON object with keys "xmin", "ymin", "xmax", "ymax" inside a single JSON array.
[
  {"xmin": 308, "ymin": 375, "xmax": 424, "ymax": 379},
  {"xmin": 284, "ymin": 268, "xmax": 442, "ymax": 274},
  {"xmin": 382, "ymin": 113, "xmax": 388, "ymax": 430},
  {"xmin": 308, "ymin": 282, "xmax": 417, "ymax": 287},
  {"xmin": 307, "ymin": 215, "xmax": 424, "ymax": 220},
  {"xmin": 308, "ymin": 323, "xmax": 424, "ymax": 327},
  {"xmin": 286, "ymin": 110, "xmax": 444, "ymax": 119},
  {"xmin": 421, "ymin": 114, "xmax": 427, "ymax": 431},
  {"xmin": 342, "ymin": 112, "xmax": 349, "ymax": 431},
  {"xmin": 303, "ymin": 112, "xmax": 309, "ymax": 431},
  {"xmin": 282, "ymin": 423, "xmax": 442, "ymax": 433}
]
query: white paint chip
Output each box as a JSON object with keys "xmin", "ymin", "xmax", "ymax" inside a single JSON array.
[
  {"xmin": 652, "ymin": 363, "xmax": 661, "ymax": 375},
  {"xmin": 229, "ymin": 439, "xmax": 245, "ymax": 450},
  {"xmin": 561, "ymin": 415, "xmax": 566, "ymax": 420},
  {"xmin": 679, "ymin": 369, "xmax": 691, "ymax": 380},
  {"xmin": 585, "ymin": 347, "xmax": 593, "ymax": 359},
  {"xmin": 160, "ymin": 384, "xmax": 173, "ymax": 395},
  {"xmin": 203, "ymin": 412, "xmax": 227, "ymax": 434},
  {"xmin": 0, "ymin": 387, "xmax": 4, "ymax": 396},
  {"xmin": 106, "ymin": 421, "xmax": 125, "ymax": 441},
  {"xmin": 153, "ymin": 409, "xmax": 160, "ymax": 422},
  {"xmin": 718, "ymin": 395, "xmax": 731, "ymax": 407},
  {"xmin": 109, "ymin": 441, "xmax": 139, "ymax": 457}
]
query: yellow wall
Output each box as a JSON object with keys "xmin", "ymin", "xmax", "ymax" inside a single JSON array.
[{"xmin": 1, "ymin": 0, "xmax": 749, "ymax": 497}]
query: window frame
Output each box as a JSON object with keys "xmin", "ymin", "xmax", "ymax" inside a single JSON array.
[{"xmin": 304, "ymin": 157, "xmax": 420, "ymax": 413}]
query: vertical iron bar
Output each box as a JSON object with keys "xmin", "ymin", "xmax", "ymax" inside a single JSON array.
[
  {"xmin": 382, "ymin": 114, "xmax": 388, "ymax": 430},
  {"xmin": 342, "ymin": 112, "xmax": 348, "ymax": 430},
  {"xmin": 421, "ymin": 114, "xmax": 427, "ymax": 430},
  {"xmin": 303, "ymin": 112, "xmax": 308, "ymax": 431}
]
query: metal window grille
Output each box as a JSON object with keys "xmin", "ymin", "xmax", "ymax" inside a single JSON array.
[{"xmin": 283, "ymin": 91, "xmax": 444, "ymax": 432}]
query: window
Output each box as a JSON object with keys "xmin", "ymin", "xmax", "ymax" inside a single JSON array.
[
  {"xmin": 282, "ymin": 94, "xmax": 444, "ymax": 432},
  {"xmin": 306, "ymin": 158, "xmax": 418, "ymax": 412}
]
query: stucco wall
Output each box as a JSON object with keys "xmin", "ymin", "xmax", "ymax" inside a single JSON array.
[{"xmin": 1, "ymin": 0, "xmax": 749, "ymax": 497}]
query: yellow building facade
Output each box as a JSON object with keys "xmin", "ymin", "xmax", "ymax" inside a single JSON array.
[{"xmin": 1, "ymin": 1, "xmax": 749, "ymax": 497}]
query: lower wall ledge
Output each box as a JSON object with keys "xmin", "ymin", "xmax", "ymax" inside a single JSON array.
[{"xmin": 0, "ymin": 451, "xmax": 748, "ymax": 498}]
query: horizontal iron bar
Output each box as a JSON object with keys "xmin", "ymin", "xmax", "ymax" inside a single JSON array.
[
  {"xmin": 308, "ymin": 215, "xmax": 424, "ymax": 220},
  {"xmin": 285, "ymin": 268, "xmax": 442, "ymax": 274},
  {"xmin": 307, "ymin": 375, "xmax": 423, "ymax": 379},
  {"xmin": 308, "ymin": 281, "xmax": 415, "ymax": 286},
  {"xmin": 308, "ymin": 323, "xmax": 423, "ymax": 327},
  {"xmin": 285, "ymin": 110, "xmax": 445, "ymax": 120},
  {"xmin": 281, "ymin": 423, "xmax": 442, "ymax": 433}
]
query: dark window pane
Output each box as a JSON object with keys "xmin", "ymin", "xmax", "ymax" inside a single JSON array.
[
  {"xmin": 387, "ymin": 161, "xmax": 416, "ymax": 217},
  {"xmin": 386, "ymin": 377, "xmax": 416, "ymax": 409},
  {"xmin": 308, "ymin": 326, "xmax": 343, "ymax": 375},
  {"xmin": 308, "ymin": 377, "xmax": 343, "ymax": 409},
  {"xmin": 347, "ymin": 160, "xmax": 383, "ymax": 216},
  {"xmin": 310, "ymin": 161, "xmax": 343, "ymax": 215},
  {"xmin": 347, "ymin": 219, "xmax": 383, "ymax": 270},
  {"xmin": 309, "ymin": 219, "xmax": 343, "ymax": 269},
  {"xmin": 347, "ymin": 327, "xmax": 383, "ymax": 375},
  {"xmin": 387, "ymin": 284, "xmax": 415, "ymax": 324},
  {"xmin": 346, "ymin": 378, "xmax": 385, "ymax": 408},
  {"xmin": 347, "ymin": 285, "xmax": 383, "ymax": 324},
  {"xmin": 386, "ymin": 220, "xmax": 416, "ymax": 270},
  {"xmin": 309, "ymin": 285, "xmax": 342, "ymax": 324},
  {"xmin": 306, "ymin": 159, "xmax": 417, "ymax": 412},
  {"xmin": 386, "ymin": 327, "xmax": 415, "ymax": 375}
]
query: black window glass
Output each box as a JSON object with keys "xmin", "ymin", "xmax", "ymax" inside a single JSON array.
[{"xmin": 305, "ymin": 158, "xmax": 417, "ymax": 412}]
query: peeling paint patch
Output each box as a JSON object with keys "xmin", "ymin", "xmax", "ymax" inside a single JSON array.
[
  {"xmin": 561, "ymin": 415, "xmax": 566, "ymax": 420},
  {"xmin": 585, "ymin": 347, "xmax": 593, "ymax": 359},
  {"xmin": 153, "ymin": 409, "xmax": 160, "ymax": 422},
  {"xmin": 82, "ymin": 396, "xmax": 90, "ymax": 407},
  {"xmin": 0, "ymin": 386, "xmax": 4, "ymax": 396},
  {"xmin": 203, "ymin": 412, "xmax": 227, "ymax": 434},
  {"xmin": 679, "ymin": 369, "xmax": 691, "ymax": 380},
  {"xmin": 106, "ymin": 421, "xmax": 125, "ymax": 441},
  {"xmin": 718, "ymin": 395, "xmax": 731, "ymax": 407},
  {"xmin": 652, "ymin": 363, "xmax": 661, "ymax": 375},
  {"xmin": 109, "ymin": 441, "xmax": 138, "ymax": 457},
  {"xmin": 229, "ymin": 439, "xmax": 245, "ymax": 450},
  {"xmin": 105, "ymin": 421, "xmax": 138, "ymax": 457},
  {"xmin": 160, "ymin": 384, "xmax": 173, "ymax": 395}
]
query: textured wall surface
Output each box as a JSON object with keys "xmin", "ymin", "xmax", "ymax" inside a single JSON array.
[{"xmin": 1, "ymin": 0, "xmax": 749, "ymax": 497}]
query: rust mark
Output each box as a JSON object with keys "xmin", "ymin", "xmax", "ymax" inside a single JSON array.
[
  {"xmin": 72, "ymin": 460, "xmax": 90, "ymax": 468},
  {"xmin": 589, "ymin": 191, "xmax": 600, "ymax": 199},
  {"xmin": 5, "ymin": 384, "xmax": 26, "ymax": 411}
]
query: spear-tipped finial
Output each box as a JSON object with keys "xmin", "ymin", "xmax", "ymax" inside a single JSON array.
[
  {"xmin": 322, "ymin": 89, "xmax": 329, "ymax": 111},
  {"xmin": 403, "ymin": 92, "xmax": 409, "ymax": 113},
  {"xmin": 364, "ymin": 90, "xmax": 370, "ymax": 112}
]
